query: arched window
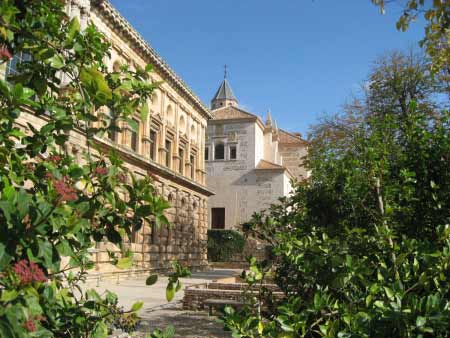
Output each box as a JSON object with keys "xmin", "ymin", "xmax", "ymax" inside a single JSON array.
[
  {"xmin": 166, "ymin": 105, "xmax": 174, "ymax": 125},
  {"xmin": 151, "ymin": 91, "xmax": 159, "ymax": 110},
  {"xmin": 215, "ymin": 143, "xmax": 225, "ymax": 160},
  {"xmin": 179, "ymin": 115, "xmax": 186, "ymax": 134},
  {"xmin": 190, "ymin": 124, "xmax": 196, "ymax": 141},
  {"xmin": 113, "ymin": 60, "xmax": 121, "ymax": 72}
]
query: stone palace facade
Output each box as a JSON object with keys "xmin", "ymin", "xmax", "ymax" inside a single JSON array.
[
  {"xmin": 1, "ymin": 0, "xmax": 214, "ymax": 274},
  {"xmin": 206, "ymin": 77, "xmax": 308, "ymax": 230}
]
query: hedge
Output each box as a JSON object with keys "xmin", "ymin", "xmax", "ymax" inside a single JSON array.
[{"xmin": 207, "ymin": 229, "xmax": 246, "ymax": 262}]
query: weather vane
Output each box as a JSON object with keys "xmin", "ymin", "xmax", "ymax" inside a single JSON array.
[{"xmin": 224, "ymin": 64, "xmax": 228, "ymax": 79}]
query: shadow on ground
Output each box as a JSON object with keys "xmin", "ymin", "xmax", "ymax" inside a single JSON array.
[{"xmin": 139, "ymin": 308, "xmax": 231, "ymax": 338}]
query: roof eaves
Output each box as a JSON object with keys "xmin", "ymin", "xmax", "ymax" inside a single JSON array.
[{"xmin": 92, "ymin": 0, "xmax": 212, "ymax": 120}]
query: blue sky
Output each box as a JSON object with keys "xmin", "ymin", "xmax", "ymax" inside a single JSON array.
[{"xmin": 110, "ymin": 0, "xmax": 425, "ymax": 136}]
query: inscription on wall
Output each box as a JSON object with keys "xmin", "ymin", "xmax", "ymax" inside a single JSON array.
[
  {"xmin": 224, "ymin": 163, "xmax": 247, "ymax": 171},
  {"xmin": 256, "ymin": 173, "xmax": 274, "ymax": 203},
  {"xmin": 238, "ymin": 189, "xmax": 249, "ymax": 222}
]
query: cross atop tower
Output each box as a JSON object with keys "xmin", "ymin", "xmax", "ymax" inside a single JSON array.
[{"xmin": 211, "ymin": 66, "xmax": 238, "ymax": 110}]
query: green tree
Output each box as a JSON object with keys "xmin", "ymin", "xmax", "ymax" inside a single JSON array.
[
  {"xmin": 222, "ymin": 50, "xmax": 450, "ymax": 337},
  {"xmin": 0, "ymin": 0, "xmax": 187, "ymax": 336}
]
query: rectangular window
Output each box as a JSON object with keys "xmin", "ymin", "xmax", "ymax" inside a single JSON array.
[
  {"xmin": 211, "ymin": 208, "xmax": 225, "ymax": 229},
  {"xmin": 165, "ymin": 140, "xmax": 171, "ymax": 168},
  {"xmin": 215, "ymin": 143, "xmax": 225, "ymax": 160},
  {"xmin": 190, "ymin": 154, "xmax": 195, "ymax": 179},
  {"xmin": 130, "ymin": 119, "xmax": 139, "ymax": 152},
  {"xmin": 149, "ymin": 130, "xmax": 157, "ymax": 160},
  {"xmin": 178, "ymin": 148, "xmax": 184, "ymax": 174},
  {"xmin": 229, "ymin": 145, "xmax": 237, "ymax": 160},
  {"xmin": 204, "ymin": 147, "xmax": 209, "ymax": 161}
]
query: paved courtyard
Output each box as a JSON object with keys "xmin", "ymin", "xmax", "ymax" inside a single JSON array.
[{"xmin": 83, "ymin": 269, "xmax": 240, "ymax": 337}]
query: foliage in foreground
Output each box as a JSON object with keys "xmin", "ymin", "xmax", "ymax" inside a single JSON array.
[
  {"xmin": 222, "ymin": 50, "xmax": 450, "ymax": 337},
  {"xmin": 207, "ymin": 229, "xmax": 246, "ymax": 262},
  {"xmin": 0, "ymin": 0, "xmax": 185, "ymax": 336}
]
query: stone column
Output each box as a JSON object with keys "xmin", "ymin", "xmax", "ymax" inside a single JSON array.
[
  {"xmin": 185, "ymin": 117, "xmax": 192, "ymax": 178},
  {"xmin": 141, "ymin": 112, "xmax": 150, "ymax": 160},
  {"xmin": 158, "ymin": 93, "xmax": 167, "ymax": 166},
  {"xmin": 173, "ymin": 103, "xmax": 180, "ymax": 172}
]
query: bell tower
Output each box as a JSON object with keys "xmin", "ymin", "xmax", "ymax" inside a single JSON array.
[{"xmin": 211, "ymin": 65, "xmax": 238, "ymax": 110}]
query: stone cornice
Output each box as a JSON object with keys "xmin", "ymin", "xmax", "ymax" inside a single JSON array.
[
  {"xmin": 209, "ymin": 116, "xmax": 266, "ymax": 131},
  {"xmin": 92, "ymin": 0, "xmax": 212, "ymax": 120}
]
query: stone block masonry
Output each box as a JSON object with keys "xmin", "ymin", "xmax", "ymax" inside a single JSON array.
[{"xmin": 183, "ymin": 282, "xmax": 283, "ymax": 311}]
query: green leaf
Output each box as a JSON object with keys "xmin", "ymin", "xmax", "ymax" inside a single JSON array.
[
  {"xmin": 384, "ymin": 287, "xmax": 394, "ymax": 299},
  {"xmin": 416, "ymin": 316, "xmax": 426, "ymax": 327},
  {"xmin": 24, "ymin": 294, "xmax": 43, "ymax": 315},
  {"xmin": 163, "ymin": 325, "xmax": 175, "ymax": 337},
  {"xmin": 126, "ymin": 118, "xmax": 139, "ymax": 132},
  {"xmin": 116, "ymin": 256, "xmax": 133, "ymax": 269},
  {"xmin": 21, "ymin": 87, "xmax": 35, "ymax": 100},
  {"xmin": 12, "ymin": 83, "xmax": 23, "ymax": 99},
  {"xmin": 0, "ymin": 243, "xmax": 11, "ymax": 270},
  {"xmin": 92, "ymin": 321, "xmax": 108, "ymax": 338},
  {"xmin": 49, "ymin": 55, "xmax": 64, "ymax": 69},
  {"xmin": 146, "ymin": 274, "xmax": 158, "ymax": 286},
  {"xmin": 140, "ymin": 102, "xmax": 149, "ymax": 122},
  {"xmin": 69, "ymin": 166, "xmax": 84, "ymax": 179},
  {"xmin": 175, "ymin": 280, "xmax": 182, "ymax": 292},
  {"xmin": 366, "ymin": 294, "xmax": 373, "ymax": 307},
  {"xmin": 37, "ymin": 238, "xmax": 54, "ymax": 268},
  {"xmin": 80, "ymin": 67, "xmax": 112, "ymax": 102},
  {"xmin": 131, "ymin": 301, "xmax": 144, "ymax": 312},
  {"xmin": 1, "ymin": 290, "xmax": 18, "ymax": 302},
  {"xmin": 56, "ymin": 240, "xmax": 73, "ymax": 257},
  {"xmin": 86, "ymin": 289, "xmax": 101, "ymax": 301},
  {"xmin": 145, "ymin": 64, "xmax": 154, "ymax": 72},
  {"xmin": 0, "ymin": 321, "xmax": 15, "ymax": 338},
  {"xmin": 314, "ymin": 293, "xmax": 321, "ymax": 310},
  {"xmin": 67, "ymin": 17, "xmax": 80, "ymax": 42},
  {"xmin": 166, "ymin": 282, "xmax": 175, "ymax": 302}
]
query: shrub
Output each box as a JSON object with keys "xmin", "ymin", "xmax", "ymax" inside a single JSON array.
[
  {"xmin": 0, "ymin": 0, "xmax": 186, "ymax": 336},
  {"xmin": 221, "ymin": 51, "xmax": 450, "ymax": 337},
  {"xmin": 207, "ymin": 229, "xmax": 245, "ymax": 262}
]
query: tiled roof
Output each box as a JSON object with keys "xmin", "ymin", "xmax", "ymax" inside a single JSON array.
[
  {"xmin": 212, "ymin": 79, "xmax": 237, "ymax": 101},
  {"xmin": 255, "ymin": 159, "xmax": 285, "ymax": 170},
  {"xmin": 278, "ymin": 129, "xmax": 308, "ymax": 145},
  {"xmin": 212, "ymin": 106, "xmax": 258, "ymax": 120}
]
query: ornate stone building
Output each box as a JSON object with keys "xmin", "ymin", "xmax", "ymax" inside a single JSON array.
[
  {"xmin": 206, "ymin": 77, "xmax": 308, "ymax": 229},
  {"xmin": 1, "ymin": 0, "xmax": 214, "ymax": 274}
]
